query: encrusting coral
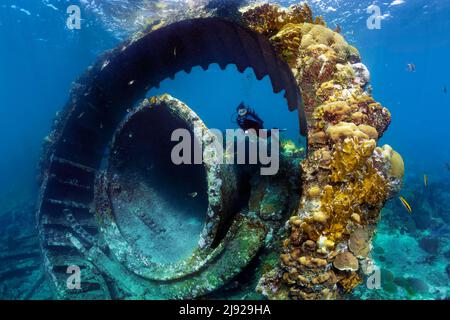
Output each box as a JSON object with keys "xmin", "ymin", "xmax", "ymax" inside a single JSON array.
[
  {"xmin": 241, "ymin": 3, "xmax": 316, "ymax": 37},
  {"xmin": 34, "ymin": 1, "xmax": 407, "ymax": 301},
  {"xmin": 348, "ymin": 228, "xmax": 371, "ymax": 258},
  {"xmin": 241, "ymin": 3, "xmax": 404, "ymax": 300},
  {"xmin": 333, "ymin": 251, "xmax": 359, "ymax": 272}
]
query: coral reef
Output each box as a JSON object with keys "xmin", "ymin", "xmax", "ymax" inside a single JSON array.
[
  {"xmin": 33, "ymin": 1, "xmax": 405, "ymax": 300},
  {"xmin": 240, "ymin": 3, "xmax": 404, "ymax": 299},
  {"xmin": 348, "ymin": 176, "xmax": 449, "ymax": 300}
]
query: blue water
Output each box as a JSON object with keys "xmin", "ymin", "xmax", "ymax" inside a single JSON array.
[{"xmin": 0, "ymin": 0, "xmax": 449, "ymax": 299}]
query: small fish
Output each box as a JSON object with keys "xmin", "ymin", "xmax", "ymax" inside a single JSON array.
[
  {"xmin": 407, "ymin": 63, "xmax": 416, "ymax": 72},
  {"xmin": 188, "ymin": 192, "xmax": 198, "ymax": 198},
  {"xmin": 424, "ymin": 174, "xmax": 428, "ymax": 187},
  {"xmin": 174, "ymin": 47, "xmax": 177, "ymax": 57},
  {"xmin": 446, "ymin": 163, "xmax": 450, "ymax": 171},
  {"xmin": 444, "ymin": 86, "xmax": 447, "ymax": 94},
  {"xmin": 399, "ymin": 196, "xmax": 412, "ymax": 214},
  {"xmin": 128, "ymin": 80, "xmax": 135, "ymax": 86}
]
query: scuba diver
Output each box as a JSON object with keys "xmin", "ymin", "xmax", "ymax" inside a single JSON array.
[
  {"xmin": 234, "ymin": 102, "xmax": 286, "ymax": 137},
  {"xmin": 235, "ymin": 102, "xmax": 264, "ymax": 133}
]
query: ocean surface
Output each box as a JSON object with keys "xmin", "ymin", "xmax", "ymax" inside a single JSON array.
[{"xmin": 0, "ymin": 0, "xmax": 449, "ymax": 299}]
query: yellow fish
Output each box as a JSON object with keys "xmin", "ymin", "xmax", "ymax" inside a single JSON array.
[
  {"xmin": 424, "ymin": 174, "xmax": 428, "ymax": 188},
  {"xmin": 399, "ymin": 196, "xmax": 412, "ymax": 214},
  {"xmin": 188, "ymin": 192, "xmax": 198, "ymax": 198}
]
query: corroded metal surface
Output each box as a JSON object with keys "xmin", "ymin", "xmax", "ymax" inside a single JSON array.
[
  {"xmin": 37, "ymin": 17, "xmax": 304, "ymax": 299},
  {"xmin": 96, "ymin": 95, "xmax": 241, "ymax": 281},
  {"xmin": 38, "ymin": 93, "xmax": 273, "ymax": 299}
]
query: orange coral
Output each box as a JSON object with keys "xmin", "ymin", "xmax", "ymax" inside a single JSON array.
[
  {"xmin": 329, "ymin": 137, "xmax": 376, "ymax": 182},
  {"xmin": 270, "ymin": 23, "xmax": 303, "ymax": 66},
  {"xmin": 241, "ymin": 3, "xmax": 286, "ymax": 37},
  {"xmin": 287, "ymin": 3, "xmax": 314, "ymax": 24},
  {"xmin": 321, "ymin": 140, "xmax": 389, "ymax": 243},
  {"xmin": 242, "ymin": 2, "xmax": 403, "ymax": 300}
]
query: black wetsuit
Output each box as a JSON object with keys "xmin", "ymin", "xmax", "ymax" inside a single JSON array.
[{"xmin": 237, "ymin": 108, "xmax": 264, "ymax": 132}]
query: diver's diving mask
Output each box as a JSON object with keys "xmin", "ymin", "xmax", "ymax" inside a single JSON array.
[{"xmin": 238, "ymin": 108, "xmax": 248, "ymax": 117}]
